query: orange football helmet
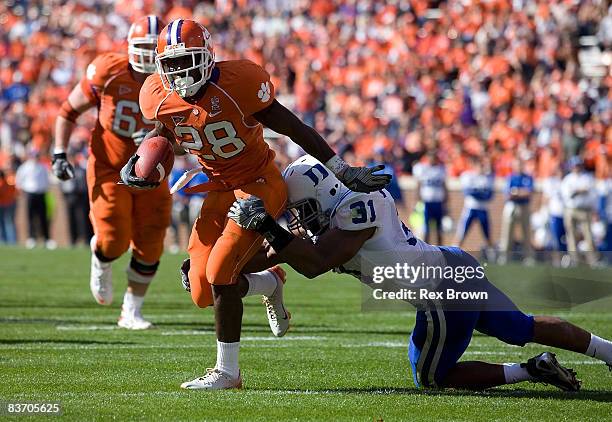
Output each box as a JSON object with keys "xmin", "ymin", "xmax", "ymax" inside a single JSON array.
[
  {"xmin": 155, "ymin": 19, "xmax": 215, "ymax": 98},
  {"xmin": 128, "ymin": 15, "xmax": 164, "ymax": 74}
]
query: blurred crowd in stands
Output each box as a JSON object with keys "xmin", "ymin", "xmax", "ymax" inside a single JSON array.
[{"xmin": 0, "ymin": 0, "xmax": 610, "ymax": 259}]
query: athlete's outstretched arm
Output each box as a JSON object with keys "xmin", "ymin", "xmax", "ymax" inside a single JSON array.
[
  {"xmin": 273, "ymin": 227, "xmax": 375, "ymax": 279},
  {"xmin": 228, "ymin": 195, "xmax": 374, "ymax": 278},
  {"xmin": 52, "ymin": 83, "xmax": 96, "ymax": 179},
  {"xmin": 253, "ymin": 100, "xmax": 391, "ymax": 193},
  {"xmin": 253, "ymin": 99, "xmax": 334, "ymax": 163}
]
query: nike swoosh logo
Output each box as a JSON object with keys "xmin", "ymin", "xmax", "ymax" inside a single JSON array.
[
  {"xmin": 281, "ymin": 306, "xmax": 289, "ymax": 320},
  {"xmin": 209, "ymin": 111, "xmax": 221, "ymax": 118}
]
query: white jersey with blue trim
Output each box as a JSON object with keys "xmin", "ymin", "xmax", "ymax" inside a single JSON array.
[
  {"xmin": 328, "ymin": 189, "xmax": 443, "ymax": 283},
  {"xmin": 542, "ymin": 176, "xmax": 564, "ymax": 218},
  {"xmin": 413, "ymin": 163, "xmax": 446, "ymax": 203},
  {"xmin": 460, "ymin": 171, "xmax": 494, "ymax": 210},
  {"xmin": 597, "ymin": 178, "xmax": 612, "ymax": 221}
]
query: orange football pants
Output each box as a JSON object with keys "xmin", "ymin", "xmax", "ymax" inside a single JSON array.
[
  {"xmin": 87, "ymin": 158, "xmax": 172, "ymax": 263},
  {"xmin": 187, "ymin": 164, "xmax": 287, "ymax": 308}
]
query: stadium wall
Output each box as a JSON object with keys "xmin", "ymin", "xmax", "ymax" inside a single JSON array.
[{"xmin": 14, "ymin": 178, "xmax": 543, "ymax": 251}]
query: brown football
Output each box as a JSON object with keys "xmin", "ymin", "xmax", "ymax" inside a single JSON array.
[{"xmin": 134, "ymin": 136, "xmax": 174, "ymax": 183}]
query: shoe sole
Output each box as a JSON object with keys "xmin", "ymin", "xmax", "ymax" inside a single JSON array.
[
  {"xmin": 537, "ymin": 353, "xmax": 581, "ymax": 392},
  {"xmin": 180, "ymin": 379, "xmax": 243, "ymax": 390},
  {"xmin": 267, "ymin": 266, "xmax": 291, "ymax": 337}
]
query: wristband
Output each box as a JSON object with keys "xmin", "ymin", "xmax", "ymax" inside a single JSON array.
[
  {"xmin": 324, "ymin": 154, "xmax": 348, "ymax": 175},
  {"xmin": 257, "ymin": 214, "xmax": 295, "ymax": 252},
  {"xmin": 53, "ymin": 152, "xmax": 67, "ymax": 160}
]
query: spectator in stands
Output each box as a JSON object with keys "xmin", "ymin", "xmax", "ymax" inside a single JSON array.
[
  {"xmin": 59, "ymin": 153, "xmax": 92, "ymax": 247},
  {"xmin": 499, "ymin": 159, "xmax": 534, "ymax": 264},
  {"xmin": 15, "ymin": 149, "xmax": 54, "ymax": 249},
  {"xmin": 542, "ymin": 167, "xmax": 567, "ymax": 265},
  {"xmin": 561, "ymin": 157, "xmax": 598, "ymax": 265},
  {"xmin": 0, "ymin": 169, "xmax": 17, "ymax": 244},
  {"xmin": 0, "ymin": 0, "xmax": 610, "ymax": 248},
  {"xmin": 413, "ymin": 151, "xmax": 447, "ymax": 244},
  {"xmin": 456, "ymin": 157, "xmax": 494, "ymax": 254}
]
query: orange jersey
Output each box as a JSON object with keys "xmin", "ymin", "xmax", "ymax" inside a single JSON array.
[
  {"xmin": 140, "ymin": 60, "xmax": 275, "ymax": 187},
  {"xmin": 80, "ymin": 52, "xmax": 154, "ymax": 170}
]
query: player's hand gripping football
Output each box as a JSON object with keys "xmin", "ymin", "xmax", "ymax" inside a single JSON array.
[
  {"xmin": 336, "ymin": 164, "xmax": 391, "ymax": 193},
  {"xmin": 228, "ymin": 196, "xmax": 269, "ymax": 231},
  {"xmin": 51, "ymin": 152, "xmax": 75, "ymax": 180},
  {"xmin": 119, "ymin": 155, "xmax": 160, "ymax": 189}
]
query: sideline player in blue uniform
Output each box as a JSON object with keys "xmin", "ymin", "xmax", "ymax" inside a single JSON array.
[
  {"xmin": 413, "ymin": 151, "xmax": 447, "ymax": 244},
  {"xmin": 227, "ymin": 155, "xmax": 612, "ymax": 391},
  {"xmin": 456, "ymin": 158, "xmax": 494, "ymax": 252}
]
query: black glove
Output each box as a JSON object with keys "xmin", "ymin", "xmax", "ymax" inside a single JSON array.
[
  {"xmin": 119, "ymin": 155, "xmax": 159, "ymax": 189},
  {"xmin": 52, "ymin": 152, "xmax": 75, "ymax": 181},
  {"xmin": 227, "ymin": 196, "xmax": 269, "ymax": 231},
  {"xmin": 336, "ymin": 164, "xmax": 391, "ymax": 193}
]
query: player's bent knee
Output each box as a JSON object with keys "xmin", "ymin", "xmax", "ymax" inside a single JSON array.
[
  {"xmin": 190, "ymin": 284, "xmax": 213, "ymax": 308},
  {"xmin": 188, "ymin": 263, "xmax": 214, "ymax": 308},
  {"xmin": 191, "ymin": 290, "xmax": 213, "ymax": 308},
  {"xmin": 125, "ymin": 257, "xmax": 159, "ymax": 284},
  {"xmin": 205, "ymin": 266, "xmax": 235, "ymax": 286},
  {"xmin": 96, "ymin": 238, "xmax": 130, "ymax": 261},
  {"xmin": 94, "ymin": 248, "xmax": 119, "ymax": 263}
]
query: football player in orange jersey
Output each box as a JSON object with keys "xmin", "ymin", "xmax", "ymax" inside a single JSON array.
[
  {"xmin": 123, "ymin": 19, "xmax": 390, "ymax": 389},
  {"xmin": 52, "ymin": 16, "xmax": 171, "ymax": 330}
]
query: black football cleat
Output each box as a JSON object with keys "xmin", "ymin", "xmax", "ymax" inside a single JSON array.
[
  {"xmin": 525, "ymin": 352, "xmax": 581, "ymax": 392},
  {"xmin": 180, "ymin": 258, "xmax": 191, "ymax": 292}
]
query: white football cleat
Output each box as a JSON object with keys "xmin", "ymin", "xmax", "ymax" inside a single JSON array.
[
  {"xmin": 262, "ymin": 266, "xmax": 290, "ymax": 337},
  {"xmin": 90, "ymin": 236, "xmax": 113, "ymax": 305},
  {"xmin": 117, "ymin": 309, "xmax": 153, "ymax": 330},
  {"xmin": 180, "ymin": 368, "xmax": 242, "ymax": 390}
]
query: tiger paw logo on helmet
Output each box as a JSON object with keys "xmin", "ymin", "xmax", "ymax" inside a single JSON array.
[{"xmin": 258, "ymin": 82, "xmax": 271, "ymax": 103}]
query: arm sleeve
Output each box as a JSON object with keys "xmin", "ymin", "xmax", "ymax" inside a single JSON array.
[
  {"xmin": 78, "ymin": 55, "xmax": 114, "ymax": 104},
  {"xmin": 235, "ymin": 60, "xmax": 275, "ymax": 116},
  {"xmin": 139, "ymin": 75, "xmax": 161, "ymax": 121}
]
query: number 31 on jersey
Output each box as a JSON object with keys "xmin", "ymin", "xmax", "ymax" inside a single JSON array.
[{"xmin": 175, "ymin": 120, "xmax": 246, "ymax": 160}]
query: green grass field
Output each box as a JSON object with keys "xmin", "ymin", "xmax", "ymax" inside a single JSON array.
[{"xmin": 1, "ymin": 246, "xmax": 611, "ymax": 421}]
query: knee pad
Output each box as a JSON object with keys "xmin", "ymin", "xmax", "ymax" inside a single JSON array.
[{"xmin": 125, "ymin": 257, "xmax": 159, "ymax": 284}]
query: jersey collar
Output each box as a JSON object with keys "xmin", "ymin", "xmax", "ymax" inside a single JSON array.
[{"xmin": 186, "ymin": 66, "xmax": 220, "ymax": 104}]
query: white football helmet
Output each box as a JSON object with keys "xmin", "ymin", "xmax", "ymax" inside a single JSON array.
[
  {"xmin": 128, "ymin": 15, "xmax": 164, "ymax": 74},
  {"xmin": 282, "ymin": 155, "xmax": 348, "ymax": 239}
]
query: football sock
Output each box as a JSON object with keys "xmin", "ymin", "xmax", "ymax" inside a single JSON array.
[
  {"xmin": 503, "ymin": 363, "xmax": 534, "ymax": 384},
  {"xmin": 244, "ymin": 270, "xmax": 277, "ymax": 297},
  {"xmin": 216, "ymin": 340, "xmax": 240, "ymax": 379},
  {"xmin": 585, "ymin": 334, "xmax": 612, "ymax": 364},
  {"xmin": 123, "ymin": 291, "xmax": 144, "ymax": 315}
]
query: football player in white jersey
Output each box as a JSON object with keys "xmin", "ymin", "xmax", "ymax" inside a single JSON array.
[
  {"xmin": 228, "ymin": 155, "xmax": 612, "ymax": 391},
  {"xmin": 413, "ymin": 151, "xmax": 447, "ymax": 244},
  {"xmin": 542, "ymin": 167, "xmax": 567, "ymax": 262},
  {"xmin": 456, "ymin": 158, "xmax": 494, "ymax": 251}
]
